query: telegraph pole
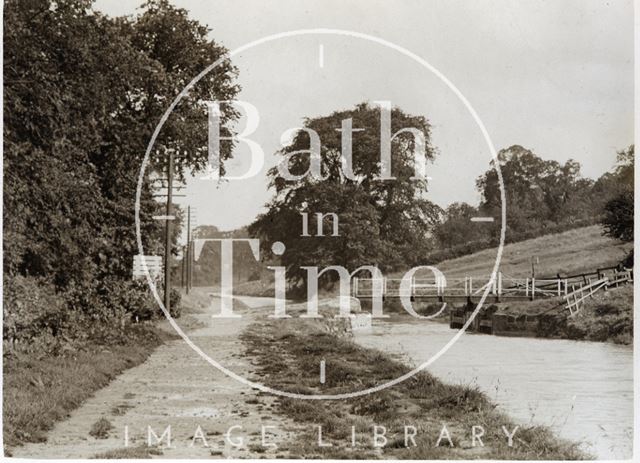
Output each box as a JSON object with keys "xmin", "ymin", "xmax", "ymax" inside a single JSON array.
[
  {"xmin": 181, "ymin": 244, "xmax": 186, "ymax": 289},
  {"xmin": 164, "ymin": 151, "xmax": 174, "ymax": 312},
  {"xmin": 186, "ymin": 205, "xmax": 191, "ymax": 294}
]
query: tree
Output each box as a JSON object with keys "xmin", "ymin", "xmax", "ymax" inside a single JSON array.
[
  {"xmin": 614, "ymin": 145, "xmax": 634, "ymax": 189},
  {"xmin": 434, "ymin": 202, "xmax": 486, "ymax": 250},
  {"xmin": 3, "ymin": 0, "xmax": 239, "ymax": 313},
  {"xmin": 476, "ymin": 145, "xmax": 597, "ymax": 240},
  {"xmin": 602, "ymin": 191, "xmax": 633, "ymax": 242},
  {"xmin": 601, "ymin": 145, "xmax": 634, "ymax": 245},
  {"xmin": 249, "ymin": 102, "xmax": 440, "ymax": 288},
  {"xmin": 592, "ymin": 145, "xmax": 634, "ymax": 210}
]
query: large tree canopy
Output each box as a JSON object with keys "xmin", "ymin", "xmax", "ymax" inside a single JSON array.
[
  {"xmin": 249, "ymin": 102, "xmax": 441, "ymax": 287},
  {"xmin": 4, "ymin": 0, "xmax": 239, "ymax": 305}
]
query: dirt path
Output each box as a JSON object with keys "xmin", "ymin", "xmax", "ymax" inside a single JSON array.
[{"xmin": 12, "ymin": 291, "xmax": 302, "ymax": 459}]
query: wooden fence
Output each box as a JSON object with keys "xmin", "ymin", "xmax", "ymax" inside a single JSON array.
[{"xmin": 563, "ymin": 268, "xmax": 633, "ymax": 315}]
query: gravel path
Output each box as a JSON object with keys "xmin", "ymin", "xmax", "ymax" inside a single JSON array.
[{"xmin": 12, "ymin": 291, "xmax": 301, "ymax": 459}]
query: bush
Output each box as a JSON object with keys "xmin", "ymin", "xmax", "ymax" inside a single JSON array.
[
  {"xmin": 105, "ymin": 279, "xmax": 156, "ymax": 321},
  {"xmin": 89, "ymin": 417, "xmax": 114, "ymax": 439},
  {"xmin": 3, "ymin": 276, "xmax": 69, "ymax": 353},
  {"xmin": 602, "ymin": 190, "xmax": 633, "ymax": 242},
  {"xmin": 3, "ymin": 275, "xmax": 171, "ymax": 356}
]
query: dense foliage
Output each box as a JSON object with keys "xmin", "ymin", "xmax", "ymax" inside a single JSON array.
[
  {"xmin": 249, "ymin": 103, "xmax": 441, "ymax": 288},
  {"xmin": 601, "ymin": 146, "xmax": 634, "ymax": 244},
  {"xmin": 3, "ymin": 0, "xmax": 239, "ymax": 353},
  {"xmin": 602, "ymin": 191, "xmax": 634, "ymax": 243}
]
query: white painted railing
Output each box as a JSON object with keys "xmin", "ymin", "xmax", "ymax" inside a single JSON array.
[{"xmin": 353, "ymin": 272, "xmax": 570, "ymax": 299}]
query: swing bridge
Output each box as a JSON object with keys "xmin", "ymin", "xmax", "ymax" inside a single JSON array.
[{"xmin": 352, "ymin": 265, "xmax": 633, "ymax": 315}]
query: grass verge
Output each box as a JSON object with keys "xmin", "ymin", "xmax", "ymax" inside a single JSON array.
[
  {"xmin": 3, "ymin": 324, "xmax": 175, "ymax": 454},
  {"xmin": 241, "ymin": 317, "xmax": 589, "ymax": 460},
  {"xmin": 91, "ymin": 445, "xmax": 164, "ymax": 459}
]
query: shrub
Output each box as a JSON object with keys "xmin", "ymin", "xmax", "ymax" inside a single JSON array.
[
  {"xmin": 89, "ymin": 417, "xmax": 113, "ymax": 439},
  {"xmin": 3, "ymin": 275, "xmax": 171, "ymax": 355},
  {"xmin": 104, "ymin": 279, "xmax": 156, "ymax": 321},
  {"xmin": 3, "ymin": 276, "xmax": 69, "ymax": 353}
]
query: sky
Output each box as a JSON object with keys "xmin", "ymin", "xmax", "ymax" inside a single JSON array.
[{"xmin": 95, "ymin": 0, "xmax": 634, "ymax": 233}]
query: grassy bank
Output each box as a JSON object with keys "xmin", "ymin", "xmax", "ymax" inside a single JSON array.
[
  {"xmin": 501, "ymin": 284, "xmax": 634, "ymax": 345},
  {"xmin": 3, "ymin": 324, "xmax": 175, "ymax": 454},
  {"xmin": 563, "ymin": 285, "xmax": 633, "ymax": 344},
  {"xmin": 241, "ymin": 316, "xmax": 588, "ymax": 460}
]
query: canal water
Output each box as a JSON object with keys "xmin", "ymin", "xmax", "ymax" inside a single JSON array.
[{"xmin": 353, "ymin": 319, "xmax": 633, "ymax": 459}]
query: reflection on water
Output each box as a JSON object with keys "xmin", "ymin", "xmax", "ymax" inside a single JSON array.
[{"xmin": 354, "ymin": 320, "xmax": 633, "ymax": 460}]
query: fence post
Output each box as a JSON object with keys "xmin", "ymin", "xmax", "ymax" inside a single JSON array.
[
  {"xmin": 525, "ymin": 278, "xmax": 529, "ymax": 297},
  {"xmin": 531, "ymin": 278, "xmax": 536, "ymax": 300},
  {"xmin": 498, "ymin": 272, "xmax": 502, "ymax": 297}
]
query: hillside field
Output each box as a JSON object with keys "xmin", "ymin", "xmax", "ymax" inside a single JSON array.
[{"xmin": 403, "ymin": 225, "xmax": 631, "ymax": 279}]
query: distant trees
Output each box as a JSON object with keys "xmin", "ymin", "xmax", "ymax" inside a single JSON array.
[
  {"xmin": 431, "ymin": 144, "xmax": 633, "ymax": 256},
  {"xmin": 187, "ymin": 226, "xmax": 262, "ymax": 286},
  {"xmin": 433, "ymin": 203, "xmax": 485, "ymax": 250}
]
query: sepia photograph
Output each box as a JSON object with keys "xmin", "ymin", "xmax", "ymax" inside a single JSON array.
[{"xmin": 2, "ymin": 0, "xmax": 636, "ymax": 460}]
